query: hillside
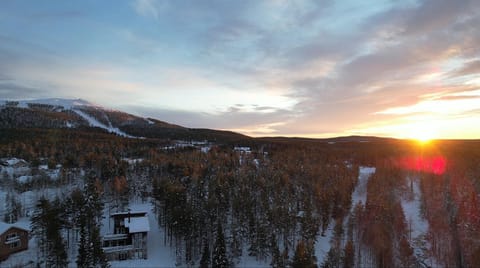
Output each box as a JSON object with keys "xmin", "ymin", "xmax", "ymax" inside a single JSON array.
[{"xmin": 0, "ymin": 98, "xmax": 250, "ymax": 143}]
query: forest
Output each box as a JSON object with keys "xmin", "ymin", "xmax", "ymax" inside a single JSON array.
[{"xmin": 1, "ymin": 128, "xmax": 480, "ymax": 267}]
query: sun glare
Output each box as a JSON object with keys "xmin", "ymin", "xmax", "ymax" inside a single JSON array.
[
  {"xmin": 405, "ymin": 122, "xmax": 437, "ymax": 144},
  {"xmin": 415, "ymin": 135, "xmax": 432, "ymax": 145}
]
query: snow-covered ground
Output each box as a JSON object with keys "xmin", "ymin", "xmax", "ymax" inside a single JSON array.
[
  {"xmin": 400, "ymin": 177, "xmax": 438, "ymax": 267},
  {"xmin": 236, "ymin": 250, "xmax": 270, "ymax": 268},
  {"xmin": 314, "ymin": 166, "xmax": 376, "ymax": 265},
  {"xmin": 352, "ymin": 167, "xmax": 376, "ymax": 207},
  {"xmin": 0, "ymin": 218, "xmax": 37, "ymax": 268},
  {"xmin": 402, "ymin": 178, "xmax": 428, "ymax": 241},
  {"xmin": 314, "ymin": 220, "xmax": 335, "ymax": 263}
]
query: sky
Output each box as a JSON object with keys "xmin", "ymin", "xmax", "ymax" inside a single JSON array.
[{"xmin": 0, "ymin": 0, "xmax": 479, "ymax": 139}]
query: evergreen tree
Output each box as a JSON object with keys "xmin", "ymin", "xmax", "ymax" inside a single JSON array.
[
  {"xmin": 321, "ymin": 247, "xmax": 342, "ymax": 268},
  {"xmin": 398, "ymin": 236, "xmax": 414, "ymax": 268},
  {"xmin": 270, "ymin": 236, "xmax": 287, "ymax": 268},
  {"xmin": 76, "ymin": 225, "xmax": 89, "ymax": 267},
  {"xmin": 200, "ymin": 240, "xmax": 211, "ymax": 268},
  {"xmin": 76, "ymin": 174, "xmax": 109, "ymax": 268},
  {"xmin": 4, "ymin": 192, "xmax": 21, "ymax": 223},
  {"xmin": 31, "ymin": 198, "xmax": 49, "ymax": 266},
  {"xmin": 292, "ymin": 240, "xmax": 317, "ymax": 268},
  {"xmin": 343, "ymin": 241, "xmax": 354, "ymax": 268},
  {"xmin": 213, "ymin": 224, "xmax": 229, "ymax": 268},
  {"xmin": 31, "ymin": 197, "xmax": 68, "ymax": 267}
]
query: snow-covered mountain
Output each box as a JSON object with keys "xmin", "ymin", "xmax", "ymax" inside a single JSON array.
[
  {"xmin": 0, "ymin": 98, "xmax": 249, "ymax": 142},
  {"xmin": 2, "ymin": 98, "xmax": 95, "ymax": 109}
]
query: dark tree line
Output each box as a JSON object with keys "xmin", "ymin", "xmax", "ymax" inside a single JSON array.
[{"xmin": 30, "ymin": 174, "xmax": 108, "ymax": 268}]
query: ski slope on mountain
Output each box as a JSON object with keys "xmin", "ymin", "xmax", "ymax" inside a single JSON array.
[{"xmin": 72, "ymin": 108, "xmax": 133, "ymax": 138}]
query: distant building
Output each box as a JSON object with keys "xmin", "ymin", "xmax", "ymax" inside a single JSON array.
[
  {"xmin": 234, "ymin": 146, "xmax": 251, "ymax": 154},
  {"xmin": 0, "ymin": 222, "xmax": 29, "ymax": 261},
  {"xmin": 102, "ymin": 211, "xmax": 150, "ymax": 261},
  {"xmin": 0, "ymin": 158, "xmax": 31, "ymax": 178}
]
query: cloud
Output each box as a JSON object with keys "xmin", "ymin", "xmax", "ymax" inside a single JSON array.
[
  {"xmin": 0, "ymin": 81, "xmax": 45, "ymax": 99},
  {"xmin": 451, "ymin": 59, "xmax": 480, "ymax": 76},
  {"xmin": 376, "ymin": 89, "xmax": 480, "ymax": 116},
  {"xmin": 402, "ymin": 0, "xmax": 471, "ymax": 36},
  {"xmin": 122, "ymin": 104, "xmax": 295, "ymax": 136},
  {"xmin": 1, "ymin": 0, "xmax": 479, "ymax": 138},
  {"xmin": 132, "ymin": 0, "xmax": 166, "ymax": 19}
]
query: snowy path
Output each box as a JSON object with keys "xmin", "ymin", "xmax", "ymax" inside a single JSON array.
[
  {"xmin": 314, "ymin": 166, "xmax": 376, "ymax": 264},
  {"xmin": 352, "ymin": 167, "xmax": 376, "ymax": 207},
  {"xmin": 314, "ymin": 221, "xmax": 335, "ymax": 263},
  {"xmin": 72, "ymin": 109, "xmax": 132, "ymax": 138},
  {"xmin": 400, "ymin": 177, "xmax": 438, "ymax": 267},
  {"xmin": 401, "ymin": 178, "xmax": 428, "ymax": 240}
]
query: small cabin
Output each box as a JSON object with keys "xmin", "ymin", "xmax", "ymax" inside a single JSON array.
[
  {"xmin": 103, "ymin": 211, "xmax": 150, "ymax": 261},
  {"xmin": 0, "ymin": 222, "xmax": 29, "ymax": 261}
]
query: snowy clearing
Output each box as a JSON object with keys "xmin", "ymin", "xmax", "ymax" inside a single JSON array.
[
  {"xmin": 352, "ymin": 166, "xmax": 376, "ymax": 206},
  {"xmin": 400, "ymin": 177, "xmax": 438, "ymax": 267}
]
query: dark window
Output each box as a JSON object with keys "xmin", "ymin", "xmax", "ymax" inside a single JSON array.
[
  {"xmin": 6, "ymin": 232, "xmax": 18, "ymax": 240},
  {"xmin": 10, "ymin": 240, "xmax": 20, "ymax": 249}
]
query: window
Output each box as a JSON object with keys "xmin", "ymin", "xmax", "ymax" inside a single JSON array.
[
  {"xmin": 10, "ymin": 240, "xmax": 21, "ymax": 249},
  {"xmin": 5, "ymin": 232, "xmax": 21, "ymax": 248},
  {"xmin": 119, "ymin": 252, "xmax": 128, "ymax": 260},
  {"xmin": 6, "ymin": 232, "xmax": 18, "ymax": 240}
]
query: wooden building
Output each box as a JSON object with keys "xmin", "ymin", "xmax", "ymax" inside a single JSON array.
[
  {"xmin": 0, "ymin": 222, "xmax": 29, "ymax": 261},
  {"xmin": 103, "ymin": 211, "xmax": 150, "ymax": 261}
]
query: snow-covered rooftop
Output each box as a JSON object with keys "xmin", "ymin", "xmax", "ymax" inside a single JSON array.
[
  {"xmin": 1, "ymin": 158, "xmax": 28, "ymax": 167},
  {"xmin": 0, "ymin": 221, "xmax": 30, "ymax": 234},
  {"xmin": 124, "ymin": 216, "xmax": 150, "ymax": 233},
  {"xmin": 111, "ymin": 211, "xmax": 148, "ymax": 217}
]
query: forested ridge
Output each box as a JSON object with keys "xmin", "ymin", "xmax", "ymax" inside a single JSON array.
[{"xmin": 1, "ymin": 127, "xmax": 480, "ymax": 267}]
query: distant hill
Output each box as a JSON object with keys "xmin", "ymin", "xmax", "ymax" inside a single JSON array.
[
  {"xmin": 257, "ymin": 135, "xmax": 398, "ymax": 144},
  {"xmin": 0, "ymin": 98, "xmax": 250, "ymax": 143}
]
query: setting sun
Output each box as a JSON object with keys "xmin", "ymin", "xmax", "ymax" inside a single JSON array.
[
  {"xmin": 404, "ymin": 122, "xmax": 437, "ymax": 144},
  {"xmin": 413, "ymin": 132, "xmax": 434, "ymax": 144}
]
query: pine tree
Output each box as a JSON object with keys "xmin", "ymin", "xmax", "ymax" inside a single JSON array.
[
  {"xmin": 343, "ymin": 240, "xmax": 354, "ymax": 268},
  {"xmin": 31, "ymin": 198, "xmax": 49, "ymax": 266},
  {"xmin": 31, "ymin": 197, "xmax": 68, "ymax": 267},
  {"xmin": 213, "ymin": 224, "xmax": 229, "ymax": 268},
  {"xmin": 4, "ymin": 192, "xmax": 21, "ymax": 223},
  {"xmin": 398, "ymin": 236, "xmax": 414, "ymax": 268},
  {"xmin": 292, "ymin": 240, "xmax": 317, "ymax": 268},
  {"xmin": 49, "ymin": 198, "xmax": 68, "ymax": 267},
  {"xmin": 76, "ymin": 225, "xmax": 89, "ymax": 267},
  {"xmin": 270, "ymin": 236, "xmax": 287, "ymax": 268},
  {"xmin": 200, "ymin": 240, "xmax": 211, "ymax": 268},
  {"xmin": 76, "ymin": 173, "xmax": 109, "ymax": 268},
  {"xmin": 321, "ymin": 247, "xmax": 341, "ymax": 268}
]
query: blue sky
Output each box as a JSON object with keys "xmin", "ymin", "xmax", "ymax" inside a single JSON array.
[{"xmin": 1, "ymin": 0, "xmax": 480, "ymax": 139}]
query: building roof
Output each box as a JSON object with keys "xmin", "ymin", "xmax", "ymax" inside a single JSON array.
[
  {"xmin": 0, "ymin": 221, "xmax": 29, "ymax": 234},
  {"xmin": 110, "ymin": 211, "xmax": 148, "ymax": 217},
  {"xmin": 124, "ymin": 216, "xmax": 150, "ymax": 233}
]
